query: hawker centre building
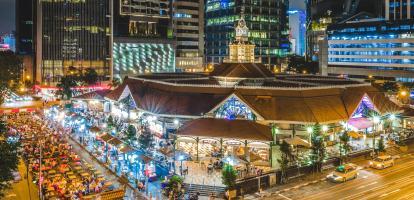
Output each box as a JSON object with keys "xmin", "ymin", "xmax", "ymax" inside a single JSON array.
[{"xmin": 100, "ymin": 17, "xmax": 401, "ymax": 169}]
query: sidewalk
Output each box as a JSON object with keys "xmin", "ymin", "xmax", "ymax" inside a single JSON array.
[{"xmin": 5, "ymin": 158, "xmax": 39, "ymax": 200}]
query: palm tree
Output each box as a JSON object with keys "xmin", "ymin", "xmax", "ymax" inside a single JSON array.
[
  {"xmin": 339, "ymin": 132, "xmax": 352, "ymax": 164},
  {"xmin": 278, "ymin": 141, "xmax": 292, "ymax": 184}
]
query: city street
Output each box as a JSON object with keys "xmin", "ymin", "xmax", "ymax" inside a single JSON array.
[{"xmin": 265, "ymin": 154, "xmax": 414, "ymax": 200}]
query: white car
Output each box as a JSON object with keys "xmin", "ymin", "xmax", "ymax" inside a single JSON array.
[
  {"xmin": 369, "ymin": 155, "xmax": 394, "ymax": 169},
  {"xmin": 327, "ymin": 163, "xmax": 358, "ymax": 183}
]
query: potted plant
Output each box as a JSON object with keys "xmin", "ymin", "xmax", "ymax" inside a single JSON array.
[{"xmin": 222, "ymin": 164, "xmax": 237, "ymax": 199}]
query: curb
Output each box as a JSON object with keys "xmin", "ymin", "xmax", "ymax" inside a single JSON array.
[{"xmin": 271, "ymin": 177, "xmax": 327, "ymax": 195}]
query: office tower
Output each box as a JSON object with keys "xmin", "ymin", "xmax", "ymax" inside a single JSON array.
[
  {"xmin": 16, "ymin": 0, "xmax": 36, "ymax": 82},
  {"xmin": 35, "ymin": 0, "xmax": 111, "ymax": 85},
  {"xmin": 385, "ymin": 0, "xmax": 414, "ymax": 20},
  {"xmin": 112, "ymin": 0, "xmax": 175, "ymax": 79},
  {"xmin": 205, "ymin": 0, "xmax": 290, "ymax": 68},
  {"xmin": 172, "ymin": 0, "xmax": 204, "ymax": 72}
]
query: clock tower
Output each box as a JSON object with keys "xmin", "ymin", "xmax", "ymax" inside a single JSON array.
[{"xmin": 224, "ymin": 15, "xmax": 258, "ymax": 63}]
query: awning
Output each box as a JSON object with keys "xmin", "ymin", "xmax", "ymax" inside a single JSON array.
[
  {"xmin": 98, "ymin": 133, "xmax": 113, "ymax": 142},
  {"xmin": 89, "ymin": 126, "xmax": 101, "ymax": 133},
  {"xmin": 107, "ymin": 137, "xmax": 123, "ymax": 146},
  {"xmin": 284, "ymin": 136, "xmax": 311, "ymax": 148},
  {"xmin": 177, "ymin": 118, "xmax": 272, "ymax": 141},
  {"xmin": 347, "ymin": 131, "xmax": 363, "ymax": 139},
  {"xmin": 119, "ymin": 145, "xmax": 135, "ymax": 154}
]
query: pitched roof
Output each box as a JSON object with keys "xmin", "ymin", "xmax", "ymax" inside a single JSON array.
[
  {"xmin": 104, "ymin": 77, "xmax": 402, "ymax": 123},
  {"xmin": 177, "ymin": 118, "xmax": 272, "ymax": 141},
  {"xmin": 210, "ymin": 63, "xmax": 273, "ymax": 78},
  {"xmin": 72, "ymin": 89, "xmax": 111, "ymax": 100}
]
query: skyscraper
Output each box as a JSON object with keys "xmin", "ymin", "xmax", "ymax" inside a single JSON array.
[
  {"xmin": 112, "ymin": 0, "xmax": 175, "ymax": 79},
  {"xmin": 205, "ymin": 0, "xmax": 290, "ymax": 68},
  {"xmin": 172, "ymin": 0, "xmax": 204, "ymax": 72},
  {"xmin": 385, "ymin": 0, "xmax": 414, "ymax": 20},
  {"xmin": 36, "ymin": 0, "xmax": 111, "ymax": 85}
]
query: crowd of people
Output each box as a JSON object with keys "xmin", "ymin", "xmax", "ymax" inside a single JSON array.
[{"xmin": 6, "ymin": 112, "xmax": 116, "ymax": 200}]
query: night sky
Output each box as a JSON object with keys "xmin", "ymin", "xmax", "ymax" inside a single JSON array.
[{"xmin": 0, "ymin": 0, "xmax": 15, "ymax": 35}]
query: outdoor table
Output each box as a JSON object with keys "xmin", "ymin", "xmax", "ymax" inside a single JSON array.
[
  {"xmin": 80, "ymin": 172, "xmax": 89, "ymax": 177},
  {"xmin": 74, "ymin": 166, "xmax": 82, "ymax": 171},
  {"xmin": 48, "ymin": 170, "xmax": 56, "ymax": 174},
  {"xmin": 94, "ymin": 171, "xmax": 102, "ymax": 176},
  {"xmin": 66, "ymin": 171, "xmax": 74, "ymax": 175},
  {"xmin": 68, "ymin": 175, "xmax": 77, "ymax": 180}
]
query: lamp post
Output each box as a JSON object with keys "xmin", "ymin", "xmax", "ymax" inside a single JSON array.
[{"xmin": 178, "ymin": 155, "xmax": 184, "ymax": 176}]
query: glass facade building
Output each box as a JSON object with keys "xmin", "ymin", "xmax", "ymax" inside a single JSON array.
[
  {"xmin": 204, "ymin": 0, "xmax": 290, "ymax": 67},
  {"xmin": 113, "ymin": 38, "xmax": 175, "ymax": 78},
  {"xmin": 321, "ymin": 18, "xmax": 414, "ymax": 81},
  {"xmin": 386, "ymin": 0, "xmax": 414, "ymax": 20},
  {"xmin": 37, "ymin": 0, "xmax": 111, "ymax": 84}
]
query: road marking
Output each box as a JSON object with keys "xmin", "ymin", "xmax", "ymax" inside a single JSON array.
[
  {"xmin": 279, "ymin": 194, "xmax": 293, "ymax": 200},
  {"xmin": 356, "ymin": 181, "xmax": 377, "ymax": 189},
  {"xmin": 379, "ymin": 189, "xmax": 400, "ymax": 197}
]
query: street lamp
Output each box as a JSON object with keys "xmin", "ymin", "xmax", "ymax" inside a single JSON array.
[
  {"xmin": 178, "ymin": 155, "xmax": 184, "ymax": 175},
  {"xmin": 389, "ymin": 114, "xmax": 396, "ymax": 121}
]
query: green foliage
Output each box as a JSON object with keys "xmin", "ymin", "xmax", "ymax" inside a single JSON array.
[
  {"xmin": 339, "ymin": 132, "xmax": 352, "ymax": 163},
  {"xmin": 138, "ymin": 125, "xmax": 154, "ymax": 151},
  {"xmin": 107, "ymin": 115, "xmax": 115, "ymax": 129},
  {"xmin": 0, "ymin": 51, "xmax": 22, "ymax": 84},
  {"xmin": 0, "ymin": 119, "xmax": 20, "ymax": 197},
  {"xmin": 380, "ymin": 81, "xmax": 399, "ymax": 93},
  {"xmin": 164, "ymin": 175, "xmax": 184, "ymax": 199},
  {"xmin": 377, "ymin": 137, "xmax": 385, "ymax": 153},
  {"xmin": 0, "ymin": 51, "xmax": 23, "ymax": 105},
  {"xmin": 286, "ymin": 55, "xmax": 319, "ymax": 74},
  {"xmin": 278, "ymin": 141, "xmax": 292, "ymax": 184},
  {"xmin": 310, "ymin": 123, "xmax": 326, "ymax": 172},
  {"xmin": 125, "ymin": 125, "xmax": 137, "ymax": 144},
  {"xmin": 110, "ymin": 78, "xmax": 121, "ymax": 88},
  {"xmin": 56, "ymin": 76, "xmax": 77, "ymax": 100},
  {"xmin": 221, "ymin": 164, "xmax": 237, "ymax": 189},
  {"xmin": 84, "ymin": 68, "xmax": 98, "ymax": 85}
]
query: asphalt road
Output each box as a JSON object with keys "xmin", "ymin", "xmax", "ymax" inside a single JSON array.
[
  {"xmin": 5, "ymin": 158, "xmax": 39, "ymax": 200},
  {"xmin": 266, "ymin": 154, "xmax": 414, "ymax": 200}
]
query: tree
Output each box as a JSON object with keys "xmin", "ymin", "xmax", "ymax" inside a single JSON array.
[
  {"xmin": 287, "ymin": 55, "xmax": 319, "ymax": 74},
  {"xmin": 0, "ymin": 119, "xmax": 19, "ymax": 197},
  {"xmin": 380, "ymin": 81, "xmax": 398, "ymax": 93},
  {"xmin": 0, "ymin": 51, "xmax": 23, "ymax": 105},
  {"xmin": 163, "ymin": 175, "xmax": 184, "ymax": 199},
  {"xmin": 56, "ymin": 76, "xmax": 77, "ymax": 100},
  {"xmin": 377, "ymin": 137, "xmax": 385, "ymax": 153},
  {"xmin": 125, "ymin": 125, "xmax": 137, "ymax": 144},
  {"xmin": 339, "ymin": 132, "xmax": 352, "ymax": 164},
  {"xmin": 110, "ymin": 78, "xmax": 121, "ymax": 88},
  {"xmin": 221, "ymin": 164, "xmax": 237, "ymax": 189},
  {"xmin": 138, "ymin": 125, "xmax": 154, "ymax": 151},
  {"xmin": 107, "ymin": 115, "xmax": 115, "ymax": 129},
  {"xmin": 83, "ymin": 68, "xmax": 98, "ymax": 85},
  {"xmin": 277, "ymin": 141, "xmax": 292, "ymax": 184},
  {"xmin": 120, "ymin": 95, "xmax": 135, "ymax": 121},
  {"xmin": 310, "ymin": 123, "xmax": 326, "ymax": 173}
]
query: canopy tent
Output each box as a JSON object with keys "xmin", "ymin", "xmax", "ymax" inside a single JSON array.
[
  {"xmin": 284, "ymin": 136, "xmax": 311, "ymax": 148},
  {"xmin": 89, "ymin": 126, "xmax": 101, "ymax": 133},
  {"xmin": 348, "ymin": 117, "xmax": 373, "ymax": 130},
  {"xmin": 107, "ymin": 137, "xmax": 123, "ymax": 146},
  {"xmin": 98, "ymin": 133, "xmax": 113, "ymax": 142},
  {"xmin": 347, "ymin": 131, "xmax": 363, "ymax": 139}
]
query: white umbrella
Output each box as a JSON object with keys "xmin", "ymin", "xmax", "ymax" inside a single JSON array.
[{"xmin": 284, "ymin": 136, "xmax": 311, "ymax": 148}]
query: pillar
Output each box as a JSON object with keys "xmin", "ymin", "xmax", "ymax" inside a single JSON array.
[
  {"xmin": 220, "ymin": 138, "xmax": 223, "ymax": 158},
  {"xmin": 196, "ymin": 137, "xmax": 199, "ymax": 161},
  {"xmin": 244, "ymin": 140, "xmax": 250, "ymax": 162}
]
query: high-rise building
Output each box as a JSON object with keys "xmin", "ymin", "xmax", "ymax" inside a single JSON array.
[
  {"xmin": 385, "ymin": 0, "xmax": 414, "ymax": 20},
  {"xmin": 172, "ymin": 0, "xmax": 204, "ymax": 72},
  {"xmin": 112, "ymin": 0, "xmax": 175, "ymax": 79},
  {"xmin": 306, "ymin": 0, "xmax": 383, "ymax": 61},
  {"xmin": 320, "ymin": 13, "xmax": 414, "ymax": 81},
  {"xmin": 35, "ymin": 0, "xmax": 111, "ymax": 85},
  {"xmin": 205, "ymin": 0, "xmax": 290, "ymax": 68},
  {"xmin": 16, "ymin": 0, "xmax": 35, "ymax": 55},
  {"xmin": 16, "ymin": 0, "xmax": 35, "ymax": 82}
]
